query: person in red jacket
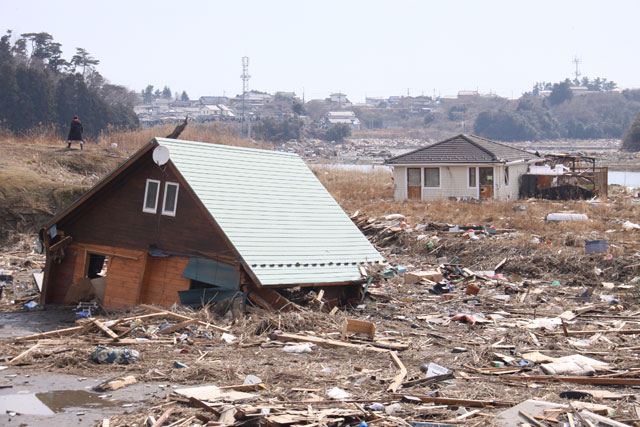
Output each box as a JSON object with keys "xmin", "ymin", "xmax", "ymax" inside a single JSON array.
[{"xmin": 67, "ymin": 116, "xmax": 84, "ymax": 150}]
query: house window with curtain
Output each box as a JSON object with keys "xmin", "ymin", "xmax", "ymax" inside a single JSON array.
[
  {"xmin": 143, "ymin": 179, "xmax": 160, "ymax": 213},
  {"xmin": 468, "ymin": 167, "xmax": 477, "ymax": 187},
  {"xmin": 424, "ymin": 168, "xmax": 440, "ymax": 187},
  {"xmin": 162, "ymin": 182, "xmax": 179, "ymax": 216}
]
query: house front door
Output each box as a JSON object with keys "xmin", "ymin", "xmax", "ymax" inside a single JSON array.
[
  {"xmin": 479, "ymin": 167, "xmax": 494, "ymax": 199},
  {"xmin": 407, "ymin": 168, "xmax": 421, "ymax": 200}
]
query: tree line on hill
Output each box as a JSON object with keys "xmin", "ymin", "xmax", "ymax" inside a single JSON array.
[
  {"xmin": 472, "ymin": 79, "xmax": 640, "ymax": 143},
  {"xmin": 0, "ymin": 30, "xmax": 138, "ymax": 138}
]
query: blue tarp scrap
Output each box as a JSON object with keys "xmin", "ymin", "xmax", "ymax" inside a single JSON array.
[{"xmin": 182, "ymin": 258, "xmax": 240, "ymax": 289}]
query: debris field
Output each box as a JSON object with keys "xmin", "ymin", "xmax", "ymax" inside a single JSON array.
[{"xmin": 1, "ymin": 192, "xmax": 640, "ymax": 426}]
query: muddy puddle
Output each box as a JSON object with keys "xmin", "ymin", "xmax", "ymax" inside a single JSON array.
[
  {"xmin": 36, "ymin": 389, "xmax": 123, "ymax": 412},
  {"xmin": 0, "ymin": 370, "xmax": 169, "ymax": 426}
]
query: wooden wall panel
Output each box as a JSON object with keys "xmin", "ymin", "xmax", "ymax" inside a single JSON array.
[
  {"xmin": 139, "ymin": 256, "xmax": 190, "ymax": 307},
  {"xmin": 44, "ymin": 244, "xmax": 79, "ymax": 303},
  {"xmin": 103, "ymin": 255, "xmax": 146, "ymax": 308}
]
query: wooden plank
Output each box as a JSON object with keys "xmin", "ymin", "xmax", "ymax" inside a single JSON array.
[
  {"xmin": 157, "ymin": 319, "xmax": 198, "ymax": 335},
  {"xmin": 92, "ymin": 319, "xmax": 120, "ymax": 339},
  {"xmin": 387, "ymin": 351, "xmax": 407, "ymax": 393},
  {"xmin": 151, "ymin": 407, "xmax": 175, "ymax": 427},
  {"xmin": 9, "ymin": 343, "xmax": 40, "ymax": 365},
  {"xmin": 13, "ymin": 324, "xmax": 94, "ymax": 342},
  {"xmin": 188, "ymin": 397, "xmax": 220, "ymax": 416},
  {"xmin": 519, "ymin": 410, "xmax": 545, "ymax": 427},
  {"xmin": 273, "ymin": 332, "xmax": 391, "ymax": 353},
  {"xmin": 391, "ymin": 394, "xmax": 514, "ymax": 408},
  {"xmin": 547, "ymin": 329, "xmax": 640, "ymax": 336},
  {"xmin": 140, "ymin": 304, "xmax": 229, "ymax": 332},
  {"xmin": 502, "ymin": 375, "xmax": 640, "ymax": 386}
]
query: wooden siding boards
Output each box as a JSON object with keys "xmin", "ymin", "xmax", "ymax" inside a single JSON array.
[{"xmin": 58, "ymin": 151, "xmax": 234, "ymax": 259}]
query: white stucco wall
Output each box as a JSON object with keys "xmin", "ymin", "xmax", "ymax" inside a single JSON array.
[{"xmin": 391, "ymin": 163, "xmax": 530, "ymax": 201}]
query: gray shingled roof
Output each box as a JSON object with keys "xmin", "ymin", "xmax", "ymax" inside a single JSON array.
[{"xmin": 386, "ymin": 134, "xmax": 540, "ymax": 165}]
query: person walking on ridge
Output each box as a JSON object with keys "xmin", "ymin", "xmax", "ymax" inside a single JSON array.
[{"xmin": 67, "ymin": 116, "xmax": 84, "ymax": 150}]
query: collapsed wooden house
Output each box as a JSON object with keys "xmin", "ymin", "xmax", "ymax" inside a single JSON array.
[
  {"xmin": 39, "ymin": 138, "xmax": 383, "ymax": 310},
  {"xmin": 519, "ymin": 154, "xmax": 608, "ymax": 200}
]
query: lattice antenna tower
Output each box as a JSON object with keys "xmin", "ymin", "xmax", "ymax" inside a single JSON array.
[
  {"xmin": 573, "ymin": 55, "xmax": 581, "ymax": 82},
  {"xmin": 241, "ymin": 57, "xmax": 251, "ymax": 125}
]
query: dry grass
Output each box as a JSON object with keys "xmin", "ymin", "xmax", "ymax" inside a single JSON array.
[
  {"xmin": 1, "ymin": 122, "xmax": 265, "ymax": 157},
  {"xmin": 314, "ymin": 167, "xmax": 640, "ymax": 253}
]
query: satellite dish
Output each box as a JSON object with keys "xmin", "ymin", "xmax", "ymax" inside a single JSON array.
[{"xmin": 153, "ymin": 146, "xmax": 170, "ymax": 166}]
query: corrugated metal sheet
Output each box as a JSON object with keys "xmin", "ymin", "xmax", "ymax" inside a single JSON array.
[{"xmin": 156, "ymin": 138, "xmax": 383, "ymax": 286}]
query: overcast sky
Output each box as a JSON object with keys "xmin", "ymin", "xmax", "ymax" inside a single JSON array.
[{"xmin": 2, "ymin": 0, "xmax": 639, "ymax": 102}]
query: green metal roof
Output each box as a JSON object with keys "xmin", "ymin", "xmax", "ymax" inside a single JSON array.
[{"xmin": 155, "ymin": 138, "xmax": 383, "ymax": 286}]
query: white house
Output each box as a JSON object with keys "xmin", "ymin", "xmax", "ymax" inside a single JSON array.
[
  {"xmin": 325, "ymin": 111, "xmax": 361, "ymax": 130},
  {"xmin": 385, "ymin": 134, "xmax": 541, "ymax": 201}
]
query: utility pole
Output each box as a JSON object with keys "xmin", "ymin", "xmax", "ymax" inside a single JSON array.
[
  {"xmin": 241, "ymin": 57, "xmax": 251, "ymax": 138},
  {"xmin": 573, "ymin": 55, "xmax": 581, "ymax": 83}
]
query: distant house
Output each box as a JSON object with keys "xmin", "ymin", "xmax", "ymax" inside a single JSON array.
[
  {"xmin": 199, "ymin": 104, "xmax": 221, "ymax": 117},
  {"xmin": 366, "ymin": 97, "xmax": 387, "ymax": 107},
  {"xmin": 325, "ymin": 111, "xmax": 361, "ymax": 130},
  {"xmin": 457, "ymin": 90, "xmax": 479, "ymax": 98},
  {"xmin": 199, "ymin": 96, "xmax": 229, "ymax": 105},
  {"xmin": 385, "ymin": 134, "xmax": 541, "ymax": 201},
  {"xmin": 329, "ymin": 92, "xmax": 350, "ymax": 106},
  {"xmin": 39, "ymin": 138, "xmax": 382, "ymax": 310}
]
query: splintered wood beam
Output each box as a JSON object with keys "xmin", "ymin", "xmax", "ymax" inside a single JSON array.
[
  {"xmin": 139, "ymin": 304, "xmax": 229, "ymax": 332},
  {"xmin": 9, "ymin": 343, "xmax": 40, "ymax": 365},
  {"xmin": 92, "ymin": 319, "xmax": 119, "ymax": 340},
  {"xmin": 273, "ymin": 332, "xmax": 391, "ymax": 353},
  {"xmin": 547, "ymin": 329, "xmax": 640, "ymax": 336},
  {"xmin": 157, "ymin": 319, "xmax": 198, "ymax": 335},
  {"xmin": 502, "ymin": 375, "xmax": 640, "ymax": 386},
  {"xmin": 387, "ymin": 351, "xmax": 407, "ymax": 393},
  {"xmin": 150, "ymin": 407, "xmax": 175, "ymax": 427},
  {"xmin": 391, "ymin": 394, "xmax": 515, "ymax": 408},
  {"xmin": 13, "ymin": 324, "xmax": 96, "ymax": 342}
]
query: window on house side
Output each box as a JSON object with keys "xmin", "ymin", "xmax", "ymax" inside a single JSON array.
[
  {"xmin": 468, "ymin": 167, "xmax": 477, "ymax": 187},
  {"xmin": 143, "ymin": 179, "xmax": 160, "ymax": 213},
  {"xmin": 162, "ymin": 182, "xmax": 179, "ymax": 216},
  {"xmin": 504, "ymin": 167, "xmax": 510, "ymax": 185},
  {"xmin": 424, "ymin": 168, "xmax": 440, "ymax": 187}
]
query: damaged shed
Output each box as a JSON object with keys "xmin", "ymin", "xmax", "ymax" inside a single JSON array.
[
  {"xmin": 39, "ymin": 138, "xmax": 383, "ymax": 310},
  {"xmin": 519, "ymin": 154, "xmax": 608, "ymax": 200}
]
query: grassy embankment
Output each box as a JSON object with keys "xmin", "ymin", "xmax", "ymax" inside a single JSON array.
[{"xmin": 1, "ymin": 124, "xmax": 639, "ymax": 271}]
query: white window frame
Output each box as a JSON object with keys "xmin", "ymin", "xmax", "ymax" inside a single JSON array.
[
  {"xmin": 468, "ymin": 166, "xmax": 477, "ymax": 189},
  {"xmin": 423, "ymin": 167, "xmax": 440, "ymax": 188},
  {"xmin": 161, "ymin": 181, "xmax": 180, "ymax": 216},
  {"xmin": 143, "ymin": 179, "xmax": 160, "ymax": 214},
  {"xmin": 504, "ymin": 166, "xmax": 510, "ymax": 185}
]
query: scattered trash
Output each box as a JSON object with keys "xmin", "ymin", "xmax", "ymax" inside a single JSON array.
[
  {"xmin": 23, "ymin": 301, "xmax": 37, "ymax": 310},
  {"xmin": 546, "ymin": 213, "xmax": 589, "ymax": 221},
  {"xmin": 326, "ymin": 387, "xmax": 351, "ymax": 400},
  {"xmin": 90, "ymin": 346, "xmax": 140, "ymax": 365},
  {"xmin": 282, "ymin": 343, "xmax": 314, "ymax": 353},
  {"xmin": 221, "ymin": 333, "xmax": 236, "ymax": 343},
  {"xmin": 173, "ymin": 361, "xmax": 189, "ymax": 369},
  {"xmin": 585, "ymin": 239, "xmax": 608, "ymax": 254}
]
